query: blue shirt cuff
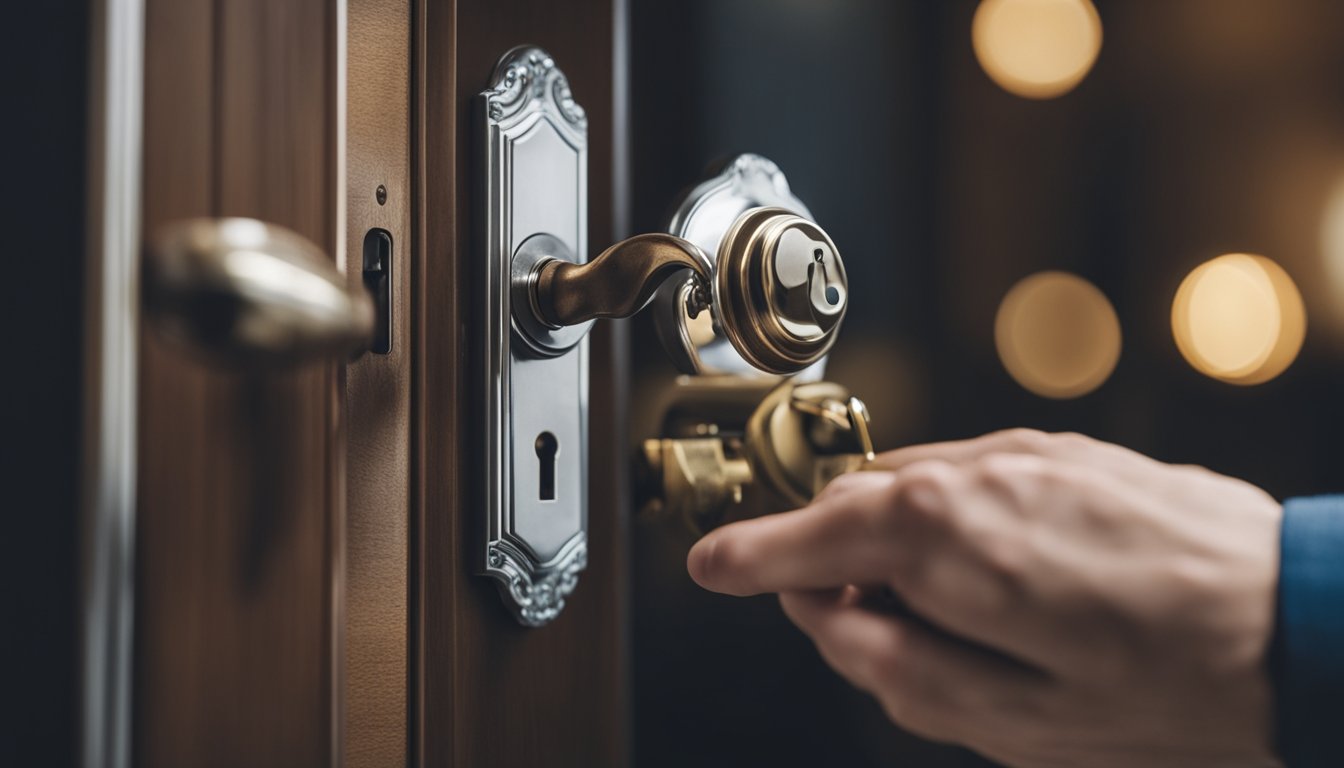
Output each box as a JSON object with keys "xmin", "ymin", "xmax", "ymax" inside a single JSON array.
[{"xmin": 1276, "ymin": 496, "xmax": 1344, "ymax": 767}]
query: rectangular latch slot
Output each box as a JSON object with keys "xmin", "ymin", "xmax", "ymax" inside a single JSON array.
[{"xmin": 362, "ymin": 228, "xmax": 392, "ymax": 354}]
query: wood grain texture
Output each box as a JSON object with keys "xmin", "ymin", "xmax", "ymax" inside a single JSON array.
[
  {"xmin": 345, "ymin": 0, "xmax": 413, "ymax": 765},
  {"xmin": 414, "ymin": 0, "xmax": 629, "ymax": 765},
  {"xmin": 135, "ymin": 0, "xmax": 341, "ymax": 765}
]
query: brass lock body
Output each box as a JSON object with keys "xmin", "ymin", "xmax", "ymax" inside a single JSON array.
[
  {"xmin": 635, "ymin": 155, "xmax": 868, "ymax": 535},
  {"xmin": 640, "ymin": 378, "xmax": 875, "ymax": 534},
  {"xmin": 747, "ymin": 380, "xmax": 875, "ymax": 507}
]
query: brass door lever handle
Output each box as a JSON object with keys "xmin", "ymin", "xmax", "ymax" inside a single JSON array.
[{"xmin": 530, "ymin": 233, "xmax": 712, "ymax": 327}]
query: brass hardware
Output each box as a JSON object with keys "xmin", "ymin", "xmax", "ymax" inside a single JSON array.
[
  {"xmin": 639, "ymin": 378, "xmax": 876, "ymax": 533},
  {"xmin": 633, "ymin": 160, "xmax": 859, "ymax": 532},
  {"xmin": 716, "ymin": 208, "xmax": 848, "ymax": 375},
  {"xmin": 532, "ymin": 233, "xmax": 712, "ymax": 327},
  {"xmin": 745, "ymin": 380, "xmax": 873, "ymax": 507},
  {"xmin": 640, "ymin": 437, "xmax": 753, "ymax": 535},
  {"xmin": 657, "ymin": 155, "xmax": 848, "ymax": 378},
  {"xmin": 514, "ymin": 209, "xmax": 846, "ymax": 377},
  {"xmin": 144, "ymin": 218, "xmax": 375, "ymax": 367}
]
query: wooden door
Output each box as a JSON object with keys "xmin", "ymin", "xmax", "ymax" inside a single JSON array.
[
  {"xmin": 136, "ymin": 0, "xmax": 344, "ymax": 766},
  {"xmin": 133, "ymin": 1, "xmax": 627, "ymax": 766},
  {"xmin": 414, "ymin": 1, "xmax": 628, "ymax": 766}
]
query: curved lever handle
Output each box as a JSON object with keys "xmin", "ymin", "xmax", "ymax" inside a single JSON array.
[
  {"xmin": 531, "ymin": 233, "xmax": 712, "ymax": 327},
  {"xmin": 143, "ymin": 218, "xmax": 374, "ymax": 367}
]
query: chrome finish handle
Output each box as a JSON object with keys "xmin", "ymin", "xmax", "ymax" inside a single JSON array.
[{"xmin": 143, "ymin": 218, "xmax": 374, "ymax": 367}]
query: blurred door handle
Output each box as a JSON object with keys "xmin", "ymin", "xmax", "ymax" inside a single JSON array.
[{"xmin": 143, "ymin": 218, "xmax": 374, "ymax": 367}]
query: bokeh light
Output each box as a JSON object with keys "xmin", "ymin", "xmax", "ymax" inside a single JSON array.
[
  {"xmin": 994, "ymin": 271, "xmax": 1121, "ymax": 399},
  {"xmin": 972, "ymin": 0, "xmax": 1103, "ymax": 99},
  {"xmin": 1320, "ymin": 175, "xmax": 1344, "ymax": 328},
  {"xmin": 1171, "ymin": 254, "xmax": 1305, "ymax": 385}
]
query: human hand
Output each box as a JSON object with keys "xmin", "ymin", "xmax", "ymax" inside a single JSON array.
[{"xmin": 687, "ymin": 429, "xmax": 1283, "ymax": 767}]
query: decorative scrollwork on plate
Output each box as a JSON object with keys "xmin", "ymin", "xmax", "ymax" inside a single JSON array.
[
  {"xmin": 482, "ymin": 46, "xmax": 587, "ymax": 129},
  {"xmin": 487, "ymin": 540, "xmax": 587, "ymax": 627},
  {"xmin": 478, "ymin": 45, "xmax": 590, "ymax": 628}
]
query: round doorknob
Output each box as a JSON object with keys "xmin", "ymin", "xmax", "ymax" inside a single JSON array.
[
  {"xmin": 143, "ymin": 218, "xmax": 375, "ymax": 367},
  {"xmin": 655, "ymin": 153, "xmax": 848, "ymax": 378},
  {"xmin": 716, "ymin": 207, "xmax": 848, "ymax": 374}
]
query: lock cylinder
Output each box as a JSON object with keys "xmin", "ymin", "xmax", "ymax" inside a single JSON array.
[{"xmin": 715, "ymin": 208, "xmax": 848, "ymax": 375}]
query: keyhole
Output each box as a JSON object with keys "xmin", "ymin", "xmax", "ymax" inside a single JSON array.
[{"xmin": 535, "ymin": 432, "xmax": 559, "ymax": 501}]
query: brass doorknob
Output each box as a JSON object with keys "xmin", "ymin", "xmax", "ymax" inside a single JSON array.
[
  {"xmin": 143, "ymin": 218, "xmax": 375, "ymax": 367},
  {"xmin": 715, "ymin": 207, "xmax": 847, "ymax": 374},
  {"xmin": 656, "ymin": 154, "xmax": 849, "ymax": 378},
  {"xmin": 512, "ymin": 208, "xmax": 847, "ymax": 375}
]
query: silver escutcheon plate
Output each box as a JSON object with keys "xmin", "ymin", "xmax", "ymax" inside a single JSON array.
[{"xmin": 479, "ymin": 47, "xmax": 588, "ymax": 626}]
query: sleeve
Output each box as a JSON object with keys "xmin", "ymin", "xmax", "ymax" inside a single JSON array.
[{"xmin": 1274, "ymin": 496, "xmax": 1344, "ymax": 767}]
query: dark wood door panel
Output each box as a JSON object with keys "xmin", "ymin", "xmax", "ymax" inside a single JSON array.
[
  {"xmin": 416, "ymin": 1, "xmax": 628, "ymax": 765},
  {"xmin": 136, "ymin": 1, "xmax": 627, "ymax": 765},
  {"xmin": 136, "ymin": 0, "xmax": 341, "ymax": 765}
]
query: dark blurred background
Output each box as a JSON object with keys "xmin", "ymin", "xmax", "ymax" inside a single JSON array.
[{"xmin": 627, "ymin": 1, "xmax": 1344, "ymax": 765}]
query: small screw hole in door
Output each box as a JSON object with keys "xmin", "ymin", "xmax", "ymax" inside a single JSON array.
[{"xmin": 535, "ymin": 432, "xmax": 559, "ymax": 501}]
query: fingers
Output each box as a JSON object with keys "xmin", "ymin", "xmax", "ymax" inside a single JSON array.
[
  {"xmin": 779, "ymin": 589, "xmax": 1050, "ymax": 744},
  {"xmin": 691, "ymin": 452, "xmax": 1113, "ymax": 673},
  {"xmin": 870, "ymin": 428, "xmax": 1158, "ymax": 482},
  {"xmin": 687, "ymin": 471, "xmax": 910, "ymax": 596}
]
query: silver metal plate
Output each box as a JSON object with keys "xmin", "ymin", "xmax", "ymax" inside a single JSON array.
[
  {"xmin": 658, "ymin": 154, "xmax": 828, "ymax": 381},
  {"xmin": 479, "ymin": 47, "xmax": 588, "ymax": 626}
]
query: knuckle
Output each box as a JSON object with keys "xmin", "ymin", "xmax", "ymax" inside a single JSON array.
[
  {"xmin": 996, "ymin": 427, "xmax": 1052, "ymax": 454},
  {"xmin": 976, "ymin": 452, "xmax": 1023, "ymax": 485},
  {"xmin": 1052, "ymin": 431, "xmax": 1093, "ymax": 456},
  {"xmin": 817, "ymin": 472, "xmax": 901, "ymax": 528},
  {"xmin": 813, "ymin": 468, "xmax": 868, "ymax": 503},
  {"xmin": 976, "ymin": 452, "xmax": 1074, "ymax": 502},
  {"xmin": 892, "ymin": 461, "xmax": 955, "ymax": 524},
  {"xmin": 975, "ymin": 452, "xmax": 1038, "ymax": 493}
]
